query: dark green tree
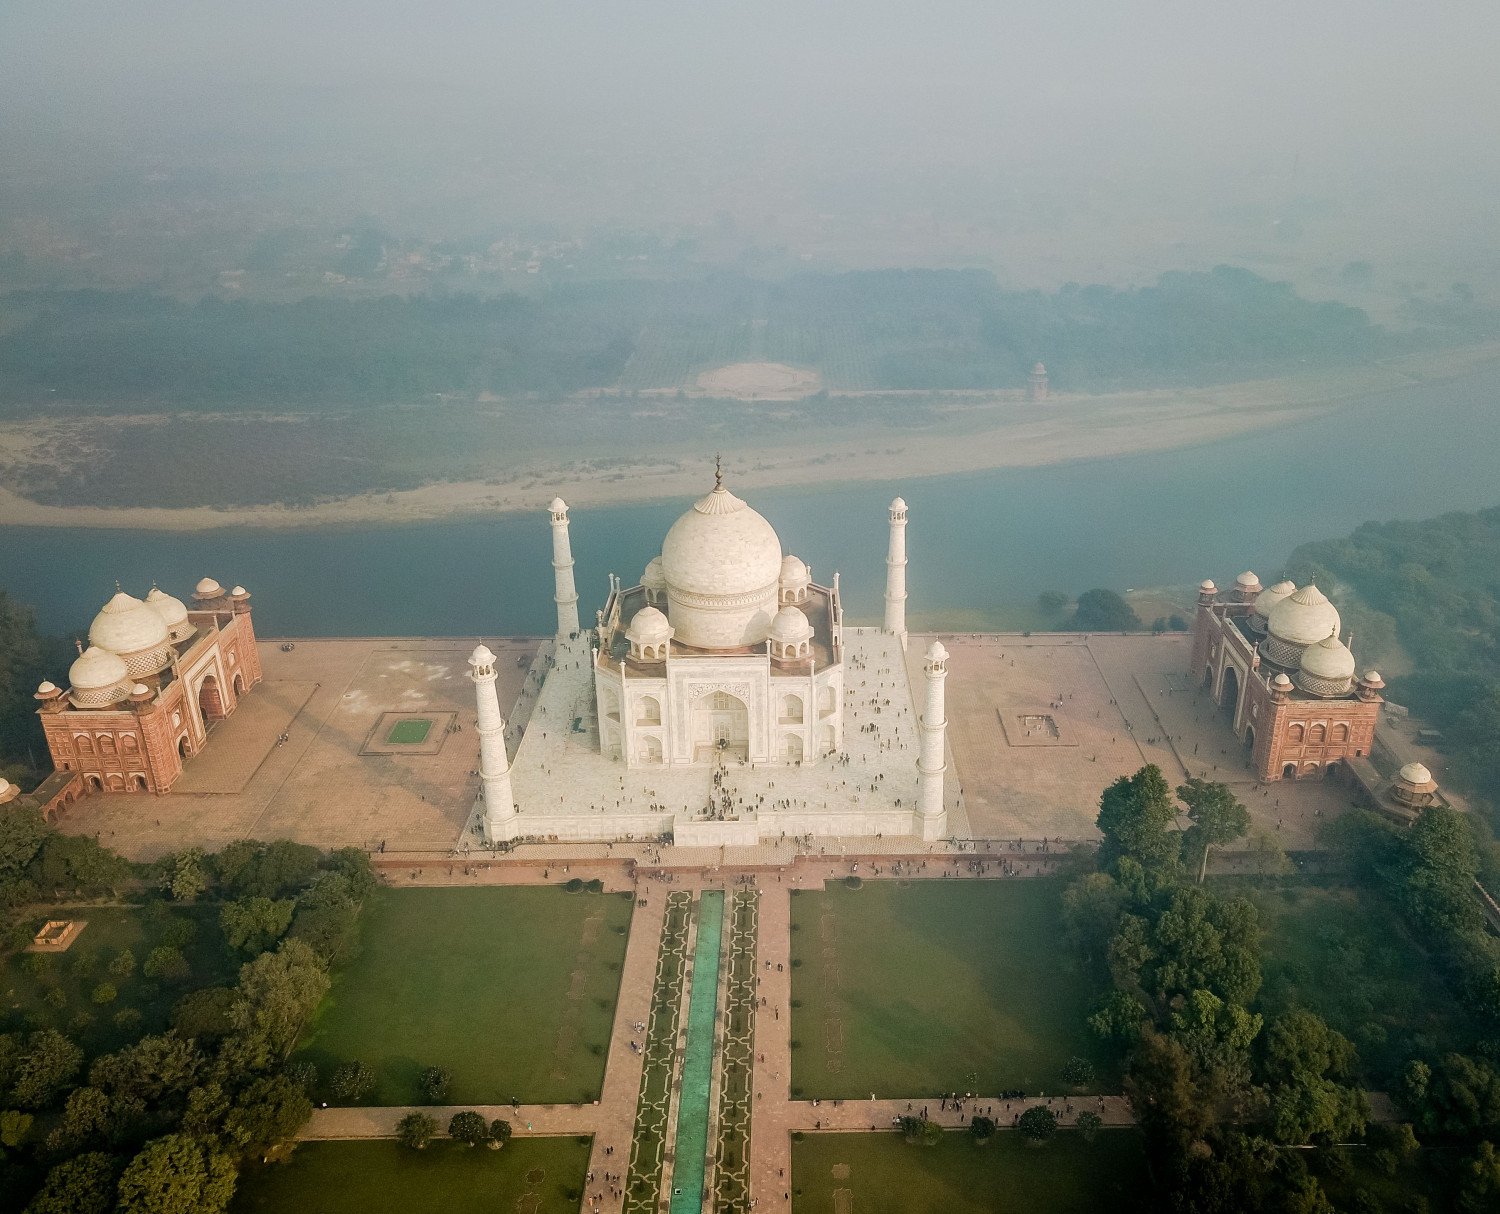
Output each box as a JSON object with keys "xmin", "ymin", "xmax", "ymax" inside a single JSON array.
[
  {"xmin": 115, "ymin": 1133, "xmax": 237, "ymax": 1214},
  {"xmin": 1017, "ymin": 1105, "xmax": 1058, "ymax": 1143},
  {"xmin": 488, "ymin": 1117, "xmax": 513, "ymax": 1148},
  {"xmin": 418, "ymin": 1065, "xmax": 451, "ymax": 1104},
  {"xmin": 1177, "ymin": 779, "xmax": 1251, "ymax": 883},
  {"xmin": 226, "ymin": 939, "xmax": 330, "ymax": 1070},
  {"xmin": 448, "ymin": 1110, "xmax": 489, "ymax": 1146},
  {"xmin": 11, "ymin": 1028, "xmax": 83, "ymax": 1109},
  {"xmin": 1096, "ymin": 765, "xmax": 1181, "ymax": 874},
  {"xmin": 219, "ymin": 897, "xmax": 295, "ymax": 955},
  {"xmin": 1459, "ymin": 1140, "xmax": 1500, "ymax": 1214},
  {"xmin": 1261, "ymin": 1010, "xmax": 1367, "ymax": 1144},
  {"xmin": 223, "ymin": 1075, "xmax": 312, "ymax": 1157},
  {"xmin": 1073, "ymin": 589, "xmax": 1140, "ymax": 632},
  {"xmin": 23, "ymin": 1151, "xmax": 117, "ymax": 1214},
  {"xmin": 329, "ymin": 1061, "xmax": 376, "ymax": 1105},
  {"xmin": 1063, "ymin": 1056, "xmax": 1097, "ymax": 1088},
  {"xmin": 396, "ymin": 1110, "xmax": 438, "ymax": 1150}
]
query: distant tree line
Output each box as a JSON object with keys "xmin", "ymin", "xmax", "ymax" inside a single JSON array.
[
  {"xmin": 0, "ymin": 266, "xmax": 1390, "ymax": 411},
  {"xmin": 1287, "ymin": 506, "xmax": 1500, "ymax": 841}
]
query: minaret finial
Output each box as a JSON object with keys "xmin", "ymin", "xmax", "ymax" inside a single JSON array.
[
  {"xmin": 115, "ymin": 579, "xmax": 122, "ymax": 593},
  {"xmin": 714, "ymin": 451, "xmax": 723, "ymax": 489}
]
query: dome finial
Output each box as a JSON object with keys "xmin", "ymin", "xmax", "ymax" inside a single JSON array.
[
  {"xmin": 75, "ymin": 637, "xmax": 83, "ymax": 655},
  {"xmin": 115, "ymin": 578, "xmax": 122, "ymax": 593},
  {"xmin": 714, "ymin": 450, "xmax": 723, "ymax": 490}
]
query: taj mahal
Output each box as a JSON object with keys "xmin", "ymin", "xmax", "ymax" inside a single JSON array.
[
  {"xmin": 20, "ymin": 463, "xmax": 1447, "ymax": 855},
  {"xmin": 468, "ymin": 464, "xmax": 956, "ymax": 847}
]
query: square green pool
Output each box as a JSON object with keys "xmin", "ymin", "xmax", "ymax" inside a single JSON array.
[{"xmin": 386, "ymin": 718, "xmax": 433, "ymax": 745}]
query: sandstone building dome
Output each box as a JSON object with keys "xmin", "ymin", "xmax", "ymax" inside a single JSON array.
[
  {"xmin": 67, "ymin": 646, "xmax": 132, "ymax": 708},
  {"xmin": 1268, "ymin": 584, "xmax": 1341, "ymax": 646}
]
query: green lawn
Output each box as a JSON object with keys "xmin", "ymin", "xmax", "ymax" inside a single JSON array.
[
  {"xmin": 793, "ymin": 1130, "xmax": 1147, "ymax": 1213},
  {"xmin": 297, "ymin": 887, "xmax": 633, "ymax": 1105},
  {"xmin": 386, "ymin": 718, "xmax": 432, "ymax": 744},
  {"xmin": 1237, "ymin": 881, "xmax": 1481, "ymax": 1083},
  {"xmin": 789, "ymin": 879, "xmax": 1111, "ymax": 1099},
  {"xmin": 1, "ymin": 903, "xmax": 236, "ymax": 1054},
  {"xmin": 233, "ymin": 1137, "xmax": 590, "ymax": 1214}
]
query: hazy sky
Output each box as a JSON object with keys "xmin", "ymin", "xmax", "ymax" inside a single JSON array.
[{"xmin": 4, "ymin": 2, "xmax": 1499, "ymax": 280}]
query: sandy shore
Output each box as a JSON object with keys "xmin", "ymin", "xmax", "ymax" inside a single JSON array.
[{"xmin": 3, "ymin": 342, "xmax": 1497, "ymax": 533}]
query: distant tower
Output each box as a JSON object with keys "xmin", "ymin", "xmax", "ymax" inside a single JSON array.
[
  {"xmin": 468, "ymin": 644, "xmax": 518, "ymax": 842},
  {"xmin": 885, "ymin": 497, "xmax": 908, "ymax": 649},
  {"xmin": 1028, "ymin": 362, "xmax": 1050, "ymax": 401},
  {"xmin": 917, "ymin": 640, "xmax": 949, "ymax": 840},
  {"xmin": 549, "ymin": 497, "xmax": 580, "ymax": 638}
]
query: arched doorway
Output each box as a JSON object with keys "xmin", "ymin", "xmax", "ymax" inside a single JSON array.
[
  {"xmin": 178, "ymin": 735, "xmax": 191, "ymax": 760},
  {"xmin": 784, "ymin": 734, "xmax": 804, "ymax": 764},
  {"xmin": 692, "ymin": 691, "xmax": 749, "ymax": 761},
  {"xmin": 233, "ymin": 672, "xmax": 246, "ymax": 698},
  {"xmin": 1219, "ymin": 667, "xmax": 1240, "ymax": 722},
  {"xmin": 640, "ymin": 735, "xmax": 663, "ymax": 764},
  {"xmin": 199, "ymin": 675, "xmax": 225, "ymax": 723}
]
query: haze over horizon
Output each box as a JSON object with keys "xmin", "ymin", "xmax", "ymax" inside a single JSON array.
[{"xmin": 4, "ymin": 1, "xmax": 1500, "ymax": 291}]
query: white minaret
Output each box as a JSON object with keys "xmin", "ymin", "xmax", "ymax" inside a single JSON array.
[
  {"xmin": 917, "ymin": 640, "xmax": 949, "ymax": 841},
  {"xmin": 549, "ymin": 497, "xmax": 580, "ymax": 638},
  {"xmin": 468, "ymin": 644, "xmax": 518, "ymax": 842},
  {"xmin": 885, "ymin": 496, "xmax": 908, "ymax": 648}
]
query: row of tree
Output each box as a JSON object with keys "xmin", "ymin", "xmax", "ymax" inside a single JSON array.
[
  {"xmin": 1068, "ymin": 764, "xmax": 1500, "ymax": 1212},
  {"xmin": 0, "ymin": 266, "xmax": 1389, "ymax": 410},
  {"xmin": 0, "ymin": 830, "xmax": 376, "ymax": 1213}
]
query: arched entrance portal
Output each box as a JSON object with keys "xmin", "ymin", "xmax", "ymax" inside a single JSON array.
[
  {"xmin": 692, "ymin": 691, "xmax": 749, "ymax": 762},
  {"xmin": 1219, "ymin": 667, "xmax": 1240, "ymax": 724},
  {"xmin": 199, "ymin": 675, "xmax": 225, "ymax": 724}
]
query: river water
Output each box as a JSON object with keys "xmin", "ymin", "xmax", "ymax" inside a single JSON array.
[{"xmin": 3, "ymin": 365, "xmax": 1499, "ymax": 637}]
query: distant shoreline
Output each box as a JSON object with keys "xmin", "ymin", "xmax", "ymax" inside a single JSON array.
[{"xmin": 2, "ymin": 343, "xmax": 1498, "ymax": 533}]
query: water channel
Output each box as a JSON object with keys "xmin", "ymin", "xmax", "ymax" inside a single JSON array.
[{"xmin": 669, "ymin": 891, "xmax": 725, "ymax": 1213}]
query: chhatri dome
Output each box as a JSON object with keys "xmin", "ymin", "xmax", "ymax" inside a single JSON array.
[{"xmin": 660, "ymin": 466, "xmax": 783, "ymax": 650}]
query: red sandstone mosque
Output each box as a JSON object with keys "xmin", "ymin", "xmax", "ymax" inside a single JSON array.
[
  {"xmin": 1190, "ymin": 571, "xmax": 1385, "ymax": 782},
  {"xmin": 31, "ymin": 578, "xmax": 261, "ymax": 800}
]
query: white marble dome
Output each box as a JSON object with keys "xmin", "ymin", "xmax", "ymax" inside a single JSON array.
[
  {"xmin": 769, "ymin": 604, "xmax": 814, "ymax": 644},
  {"xmin": 1236, "ymin": 570, "xmax": 1261, "ymax": 591},
  {"xmin": 661, "ymin": 481, "xmax": 783, "ymax": 650},
  {"xmin": 195, "ymin": 577, "xmax": 224, "ymax": 598},
  {"xmin": 145, "ymin": 586, "xmax": 195, "ymax": 643},
  {"xmin": 1300, "ymin": 633, "xmax": 1355, "ymax": 681},
  {"xmin": 1254, "ymin": 580, "xmax": 1297, "ymax": 618},
  {"xmin": 1267, "ymin": 584, "xmax": 1341, "ymax": 647},
  {"xmin": 642, "ymin": 556, "xmax": 667, "ymax": 592},
  {"xmin": 468, "ymin": 644, "xmax": 497, "ymax": 669},
  {"xmin": 88, "ymin": 591, "xmax": 172, "ymax": 675},
  {"xmin": 627, "ymin": 605, "xmax": 673, "ymax": 646},
  {"xmin": 1399, "ymin": 761, "xmax": 1434, "ymax": 786},
  {"xmin": 68, "ymin": 645, "xmax": 132, "ymax": 708}
]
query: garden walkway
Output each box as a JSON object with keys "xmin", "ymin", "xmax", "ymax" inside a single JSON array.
[{"xmin": 297, "ymin": 857, "xmax": 1399, "ymax": 1212}]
